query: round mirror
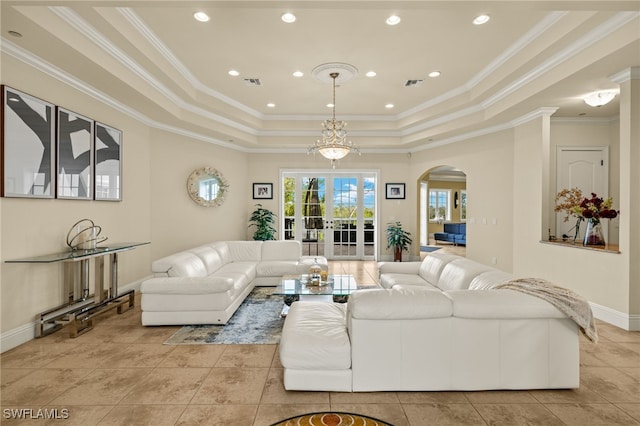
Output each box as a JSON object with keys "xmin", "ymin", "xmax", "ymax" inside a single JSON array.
[{"xmin": 187, "ymin": 167, "xmax": 229, "ymax": 207}]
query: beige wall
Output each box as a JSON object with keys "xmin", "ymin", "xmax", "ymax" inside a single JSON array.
[
  {"xmin": 409, "ymin": 114, "xmax": 635, "ymax": 324},
  {"xmin": 2, "ymin": 55, "xmax": 637, "ymax": 348},
  {"xmin": 246, "ymin": 152, "xmax": 415, "ymax": 260},
  {"xmin": 1, "ymin": 55, "xmax": 152, "ymax": 334},
  {"xmin": 512, "ymin": 116, "xmax": 630, "ymax": 316},
  {"xmin": 411, "ymin": 131, "xmax": 515, "ymax": 270},
  {"xmin": 549, "ymin": 119, "xmax": 621, "ymax": 243},
  {"xmin": 149, "ymin": 129, "xmax": 249, "ymax": 260}
]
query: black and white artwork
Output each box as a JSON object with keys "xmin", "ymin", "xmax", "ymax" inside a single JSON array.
[
  {"xmin": 94, "ymin": 122, "xmax": 122, "ymax": 201},
  {"xmin": 57, "ymin": 107, "xmax": 94, "ymax": 199},
  {"xmin": 1, "ymin": 86, "xmax": 56, "ymax": 198},
  {"xmin": 385, "ymin": 183, "xmax": 406, "ymax": 199}
]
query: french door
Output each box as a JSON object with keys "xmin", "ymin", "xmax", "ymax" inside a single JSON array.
[{"xmin": 282, "ymin": 171, "xmax": 377, "ymax": 260}]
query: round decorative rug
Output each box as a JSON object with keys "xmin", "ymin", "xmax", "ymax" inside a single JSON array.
[{"xmin": 271, "ymin": 412, "xmax": 393, "ymax": 426}]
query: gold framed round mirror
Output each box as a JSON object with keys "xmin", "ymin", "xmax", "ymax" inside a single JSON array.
[{"xmin": 187, "ymin": 167, "xmax": 229, "ymax": 207}]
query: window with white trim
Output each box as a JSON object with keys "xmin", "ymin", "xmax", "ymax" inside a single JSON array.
[
  {"xmin": 429, "ymin": 189, "xmax": 451, "ymax": 222},
  {"xmin": 460, "ymin": 189, "xmax": 467, "ymax": 221}
]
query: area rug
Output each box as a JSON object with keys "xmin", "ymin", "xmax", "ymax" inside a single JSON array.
[
  {"xmin": 163, "ymin": 287, "xmax": 284, "ymax": 345},
  {"xmin": 271, "ymin": 412, "xmax": 393, "ymax": 426},
  {"xmin": 420, "ymin": 245, "xmax": 442, "ymax": 252}
]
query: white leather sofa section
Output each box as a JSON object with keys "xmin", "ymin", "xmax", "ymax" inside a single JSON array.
[
  {"xmin": 280, "ymin": 302, "xmax": 352, "ymax": 392},
  {"xmin": 280, "ymin": 252, "xmax": 581, "ymax": 392},
  {"xmin": 140, "ymin": 240, "xmax": 327, "ymax": 326},
  {"xmin": 349, "ymin": 287, "xmax": 578, "ymax": 391}
]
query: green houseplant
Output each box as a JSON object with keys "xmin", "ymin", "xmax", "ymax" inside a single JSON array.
[
  {"xmin": 249, "ymin": 204, "xmax": 277, "ymax": 240},
  {"xmin": 385, "ymin": 221, "xmax": 412, "ymax": 261}
]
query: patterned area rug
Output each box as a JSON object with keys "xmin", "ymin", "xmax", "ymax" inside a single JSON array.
[
  {"xmin": 163, "ymin": 287, "xmax": 284, "ymax": 345},
  {"xmin": 420, "ymin": 245, "xmax": 442, "ymax": 252},
  {"xmin": 271, "ymin": 412, "xmax": 393, "ymax": 426}
]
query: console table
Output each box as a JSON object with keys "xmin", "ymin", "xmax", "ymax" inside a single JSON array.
[{"xmin": 5, "ymin": 242, "xmax": 149, "ymax": 338}]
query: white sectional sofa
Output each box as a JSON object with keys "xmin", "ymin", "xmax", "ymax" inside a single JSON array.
[
  {"xmin": 279, "ymin": 251, "xmax": 585, "ymax": 392},
  {"xmin": 140, "ymin": 240, "xmax": 327, "ymax": 326}
]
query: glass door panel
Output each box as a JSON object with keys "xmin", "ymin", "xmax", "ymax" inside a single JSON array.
[
  {"xmin": 301, "ymin": 177, "xmax": 325, "ymax": 257},
  {"xmin": 363, "ymin": 177, "xmax": 376, "ymax": 257},
  {"xmin": 332, "ymin": 177, "xmax": 357, "ymax": 257},
  {"xmin": 282, "ymin": 172, "xmax": 376, "ymax": 260}
]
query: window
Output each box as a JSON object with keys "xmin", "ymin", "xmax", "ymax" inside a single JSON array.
[
  {"xmin": 460, "ymin": 190, "xmax": 467, "ymax": 221},
  {"xmin": 429, "ymin": 189, "xmax": 450, "ymax": 222}
]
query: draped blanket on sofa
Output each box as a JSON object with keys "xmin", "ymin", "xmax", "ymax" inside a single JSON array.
[{"xmin": 495, "ymin": 278, "xmax": 598, "ymax": 343}]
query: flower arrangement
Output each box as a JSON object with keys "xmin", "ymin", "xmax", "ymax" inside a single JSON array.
[
  {"xmin": 555, "ymin": 188, "xmax": 619, "ymax": 244},
  {"xmin": 555, "ymin": 188, "xmax": 619, "ymax": 222}
]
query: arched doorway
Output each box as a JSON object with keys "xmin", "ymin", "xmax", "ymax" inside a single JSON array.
[{"xmin": 419, "ymin": 166, "xmax": 467, "ymax": 257}]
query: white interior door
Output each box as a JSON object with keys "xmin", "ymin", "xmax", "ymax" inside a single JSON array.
[{"xmin": 556, "ymin": 147, "xmax": 608, "ymax": 240}]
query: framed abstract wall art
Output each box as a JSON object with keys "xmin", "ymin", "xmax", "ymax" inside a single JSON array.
[
  {"xmin": 253, "ymin": 183, "xmax": 273, "ymax": 199},
  {"xmin": 1, "ymin": 86, "xmax": 56, "ymax": 198},
  {"xmin": 94, "ymin": 122, "xmax": 122, "ymax": 201},
  {"xmin": 57, "ymin": 107, "xmax": 94, "ymax": 200}
]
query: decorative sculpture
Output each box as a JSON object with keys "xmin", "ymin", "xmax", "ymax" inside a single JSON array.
[{"xmin": 66, "ymin": 219, "xmax": 107, "ymax": 250}]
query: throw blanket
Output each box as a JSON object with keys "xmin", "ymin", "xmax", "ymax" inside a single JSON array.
[{"xmin": 494, "ymin": 278, "xmax": 598, "ymax": 343}]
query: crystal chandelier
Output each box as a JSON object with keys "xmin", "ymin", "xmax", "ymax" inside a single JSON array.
[{"xmin": 308, "ymin": 72, "xmax": 359, "ymax": 168}]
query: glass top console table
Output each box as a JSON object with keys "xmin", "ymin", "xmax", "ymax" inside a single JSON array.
[{"xmin": 6, "ymin": 242, "xmax": 149, "ymax": 338}]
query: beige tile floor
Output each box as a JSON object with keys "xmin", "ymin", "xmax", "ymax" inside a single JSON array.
[{"xmin": 2, "ymin": 260, "xmax": 640, "ymax": 426}]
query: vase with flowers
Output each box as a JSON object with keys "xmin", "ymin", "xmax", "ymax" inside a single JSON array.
[{"xmin": 555, "ymin": 188, "xmax": 619, "ymax": 246}]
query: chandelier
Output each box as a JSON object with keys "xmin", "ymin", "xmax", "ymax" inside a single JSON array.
[{"xmin": 308, "ymin": 72, "xmax": 359, "ymax": 168}]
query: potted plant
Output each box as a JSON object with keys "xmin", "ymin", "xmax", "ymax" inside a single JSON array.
[
  {"xmin": 385, "ymin": 221, "xmax": 412, "ymax": 261},
  {"xmin": 249, "ymin": 204, "xmax": 277, "ymax": 240}
]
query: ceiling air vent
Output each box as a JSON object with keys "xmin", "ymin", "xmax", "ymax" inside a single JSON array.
[
  {"xmin": 244, "ymin": 78, "xmax": 262, "ymax": 86},
  {"xmin": 404, "ymin": 79, "xmax": 424, "ymax": 87}
]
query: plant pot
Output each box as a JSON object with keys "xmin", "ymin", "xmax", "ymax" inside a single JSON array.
[{"xmin": 394, "ymin": 246, "xmax": 403, "ymax": 262}]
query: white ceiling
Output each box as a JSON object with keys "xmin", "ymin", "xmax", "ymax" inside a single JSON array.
[{"xmin": 2, "ymin": 1, "xmax": 639, "ymax": 153}]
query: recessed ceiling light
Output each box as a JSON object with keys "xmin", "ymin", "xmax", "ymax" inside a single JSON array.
[
  {"xmin": 428, "ymin": 71, "xmax": 441, "ymax": 78},
  {"xmin": 193, "ymin": 11, "xmax": 210, "ymax": 22},
  {"xmin": 365, "ymin": 71, "xmax": 377, "ymax": 77},
  {"xmin": 386, "ymin": 15, "xmax": 401, "ymax": 26},
  {"xmin": 8, "ymin": 30, "xmax": 22, "ymax": 37},
  {"xmin": 327, "ymin": 103, "xmax": 334, "ymax": 108},
  {"xmin": 281, "ymin": 12, "xmax": 296, "ymax": 23},
  {"xmin": 473, "ymin": 14, "xmax": 490, "ymax": 25},
  {"xmin": 228, "ymin": 70, "xmax": 240, "ymax": 76},
  {"xmin": 267, "ymin": 103, "xmax": 276, "ymax": 108},
  {"xmin": 292, "ymin": 71, "xmax": 304, "ymax": 77},
  {"xmin": 385, "ymin": 103, "xmax": 395, "ymax": 109}
]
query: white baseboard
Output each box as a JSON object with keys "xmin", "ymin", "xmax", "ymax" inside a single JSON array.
[
  {"xmin": 0, "ymin": 276, "xmax": 150, "ymax": 354},
  {"xmin": 0, "ymin": 322, "xmax": 36, "ymax": 354},
  {"xmin": 378, "ymin": 254, "xmax": 421, "ymax": 262},
  {"xmin": 590, "ymin": 301, "xmax": 640, "ymax": 331}
]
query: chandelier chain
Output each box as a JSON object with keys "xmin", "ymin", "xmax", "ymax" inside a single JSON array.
[{"xmin": 307, "ymin": 71, "xmax": 360, "ymax": 168}]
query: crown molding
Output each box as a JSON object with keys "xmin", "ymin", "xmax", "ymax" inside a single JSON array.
[
  {"xmin": 29, "ymin": 6, "xmax": 634, "ymax": 143},
  {"xmin": 610, "ymin": 66, "xmax": 640, "ymax": 83},
  {"xmin": 1, "ymin": 38, "xmax": 249, "ymax": 152},
  {"xmin": 482, "ymin": 12, "xmax": 640, "ymax": 109},
  {"xmin": 1, "ymin": 39, "xmax": 611, "ymax": 156},
  {"xmin": 51, "ymin": 6, "xmax": 259, "ymax": 137},
  {"xmin": 552, "ymin": 116, "xmax": 619, "ymax": 124},
  {"xmin": 116, "ymin": 7, "xmax": 263, "ymax": 120},
  {"xmin": 410, "ymin": 107, "xmax": 559, "ymax": 153}
]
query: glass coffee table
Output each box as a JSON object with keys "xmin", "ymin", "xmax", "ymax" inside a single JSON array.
[{"xmin": 274, "ymin": 274, "xmax": 359, "ymax": 315}]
